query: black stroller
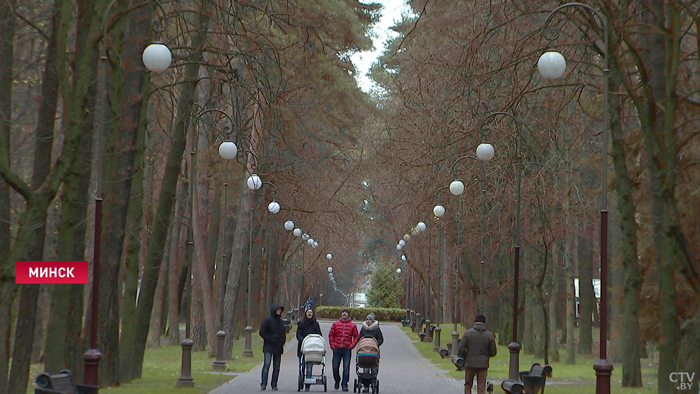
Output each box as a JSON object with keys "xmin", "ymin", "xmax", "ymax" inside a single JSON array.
[
  {"xmin": 298, "ymin": 334, "xmax": 328, "ymax": 391},
  {"xmin": 353, "ymin": 337, "xmax": 379, "ymax": 393}
]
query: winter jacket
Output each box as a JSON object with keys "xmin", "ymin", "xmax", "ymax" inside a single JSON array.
[
  {"xmin": 296, "ymin": 318, "xmax": 322, "ymax": 357},
  {"xmin": 328, "ymin": 318, "xmax": 359, "ymax": 350},
  {"xmin": 259, "ymin": 303, "xmax": 287, "ymax": 354},
  {"xmin": 456, "ymin": 322, "xmax": 497, "ymax": 369},
  {"xmin": 358, "ymin": 321, "xmax": 384, "ymax": 347}
]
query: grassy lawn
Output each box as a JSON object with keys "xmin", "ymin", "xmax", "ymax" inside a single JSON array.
[
  {"xmin": 26, "ymin": 331, "xmax": 295, "ymax": 394},
  {"xmin": 400, "ymin": 324, "xmax": 658, "ymax": 394}
]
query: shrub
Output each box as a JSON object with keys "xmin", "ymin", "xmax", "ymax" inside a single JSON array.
[{"xmin": 315, "ymin": 306, "xmax": 407, "ymax": 322}]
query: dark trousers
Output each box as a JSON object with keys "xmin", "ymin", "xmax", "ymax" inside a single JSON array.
[
  {"xmin": 464, "ymin": 368, "xmax": 487, "ymax": 394},
  {"xmin": 261, "ymin": 352, "xmax": 281, "ymax": 388},
  {"xmin": 332, "ymin": 348, "xmax": 352, "ymax": 387}
]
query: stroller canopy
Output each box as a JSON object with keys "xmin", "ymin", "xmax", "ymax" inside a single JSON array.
[
  {"xmin": 357, "ymin": 337, "xmax": 379, "ymax": 356},
  {"xmin": 301, "ymin": 334, "xmax": 326, "ymax": 354}
]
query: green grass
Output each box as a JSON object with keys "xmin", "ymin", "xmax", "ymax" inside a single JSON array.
[
  {"xmin": 399, "ymin": 324, "xmax": 658, "ymax": 394},
  {"xmin": 27, "ymin": 332, "xmax": 295, "ymax": 394}
]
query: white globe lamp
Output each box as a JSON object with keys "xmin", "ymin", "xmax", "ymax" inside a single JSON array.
[
  {"xmin": 450, "ymin": 180, "xmax": 465, "ymax": 196},
  {"xmin": 399, "ymin": 239, "xmax": 406, "ymax": 246},
  {"xmin": 218, "ymin": 141, "xmax": 238, "ymax": 159},
  {"xmin": 416, "ymin": 222, "xmax": 427, "ymax": 232},
  {"xmin": 142, "ymin": 43, "xmax": 172, "ymax": 72},
  {"xmin": 293, "ymin": 228, "xmax": 302, "ymax": 237},
  {"xmin": 326, "ymin": 254, "xmax": 333, "ymax": 260},
  {"xmin": 267, "ymin": 201, "xmax": 280, "ymax": 214},
  {"xmin": 246, "ymin": 174, "xmax": 262, "ymax": 190},
  {"xmin": 538, "ymin": 51, "xmax": 566, "ymax": 79},
  {"xmin": 397, "ymin": 268, "xmax": 402, "ymax": 274},
  {"xmin": 476, "ymin": 143, "xmax": 495, "ymax": 161},
  {"xmin": 327, "ymin": 267, "xmax": 333, "ymax": 273},
  {"xmin": 284, "ymin": 220, "xmax": 294, "ymax": 231},
  {"xmin": 433, "ymin": 205, "xmax": 445, "ymax": 218},
  {"xmin": 302, "ymin": 233, "xmax": 310, "ymax": 241}
]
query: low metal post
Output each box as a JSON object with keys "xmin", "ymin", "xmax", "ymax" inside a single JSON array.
[
  {"xmin": 424, "ymin": 319, "xmax": 432, "ymax": 341},
  {"xmin": 243, "ymin": 326, "xmax": 254, "ymax": 358},
  {"xmin": 212, "ymin": 331, "xmax": 226, "ymax": 370},
  {"xmin": 451, "ymin": 329, "xmax": 460, "ymax": 357},
  {"xmin": 176, "ymin": 338, "xmax": 195, "ymax": 387},
  {"xmin": 433, "ymin": 326, "xmax": 441, "ymax": 351}
]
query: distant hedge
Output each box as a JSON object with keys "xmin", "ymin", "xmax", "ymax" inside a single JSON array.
[{"xmin": 314, "ymin": 306, "xmax": 407, "ymax": 322}]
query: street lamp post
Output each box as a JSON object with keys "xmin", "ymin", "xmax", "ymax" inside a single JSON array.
[
  {"xmin": 479, "ymin": 112, "xmax": 524, "ymax": 379},
  {"xmin": 212, "ymin": 140, "xmax": 238, "ymax": 371},
  {"xmin": 450, "ymin": 144, "xmax": 494, "ymax": 315},
  {"xmin": 538, "ymin": 4, "xmax": 611, "ymax": 393}
]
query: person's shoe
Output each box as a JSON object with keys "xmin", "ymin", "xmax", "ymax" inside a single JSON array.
[
  {"xmin": 342, "ymin": 386, "xmax": 349, "ymax": 392},
  {"xmin": 261, "ymin": 385, "xmax": 266, "ymax": 390},
  {"xmin": 271, "ymin": 387, "xmax": 278, "ymax": 391},
  {"xmin": 305, "ymin": 388, "xmax": 310, "ymax": 392},
  {"xmin": 334, "ymin": 382, "xmax": 339, "ymax": 390}
]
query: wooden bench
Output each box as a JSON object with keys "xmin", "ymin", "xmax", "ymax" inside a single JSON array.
[{"xmin": 35, "ymin": 370, "xmax": 98, "ymax": 394}]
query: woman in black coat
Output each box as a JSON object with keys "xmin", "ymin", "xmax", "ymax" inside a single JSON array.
[{"xmin": 297, "ymin": 308, "xmax": 322, "ymax": 390}]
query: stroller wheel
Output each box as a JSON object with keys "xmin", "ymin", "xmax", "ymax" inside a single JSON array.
[
  {"xmin": 353, "ymin": 379, "xmax": 357, "ymax": 393},
  {"xmin": 375, "ymin": 380, "xmax": 379, "ymax": 393},
  {"xmin": 298, "ymin": 374, "xmax": 303, "ymax": 391}
]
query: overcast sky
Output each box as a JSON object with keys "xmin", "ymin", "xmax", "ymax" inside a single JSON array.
[{"xmin": 351, "ymin": 0, "xmax": 410, "ymax": 92}]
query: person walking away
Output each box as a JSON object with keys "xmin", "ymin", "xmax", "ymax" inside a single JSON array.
[
  {"xmin": 328, "ymin": 309, "xmax": 358, "ymax": 391},
  {"xmin": 260, "ymin": 303, "xmax": 287, "ymax": 391},
  {"xmin": 297, "ymin": 308, "xmax": 322, "ymax": 391},
  {"xmin": 457, "ymin": 314, "xmax": 497, "ymax": 394},
  {"xmin": 358, "ymin": 313, "xmax": 384, "ymax": 347}
]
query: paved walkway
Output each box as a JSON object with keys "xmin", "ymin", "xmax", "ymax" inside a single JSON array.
[{"xmin": 208, "ymin": 320, "xmax": 465, "ymax": 394}]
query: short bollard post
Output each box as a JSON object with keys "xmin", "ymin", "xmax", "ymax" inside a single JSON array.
[
  {"xmin": 405, "ymin": 309, "xmax": 410, "ymax": 322},
  {"xmin": 176, "ymin": 338, "xmax": 195, "ymax": 387},
  {"xmin": 212, "ymin": 330, "xmax": 227, "ymax": 370},
  {"xmin": 451, "ymin": 329, "xmax": 460, "ymax": 356},
  {"xmin": 433, "ymin": 326, "xmax": 441, "ymax": 351},
  {"xmin": 410, "ymin": 310, "xmax": 416, "ymax": 331},
  {"xmin": 423, "ymin": 320, "xmax": 432, "ymax": 341},
  {"xmin": 415, "ymin": 313, "xmax": 422, "ymax": 333},
  {"xmin": 243, "ymin": 326, "xmax": 254, "ymax": 358}
]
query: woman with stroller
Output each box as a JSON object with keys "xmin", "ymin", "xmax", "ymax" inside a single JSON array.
[
  {"xmin": 297, "ymin": 308, "xmax": 322, "ymax": 391},
  {"xmin": 358, "ymin": 313, "xmax": 383, "ymax": 347}
]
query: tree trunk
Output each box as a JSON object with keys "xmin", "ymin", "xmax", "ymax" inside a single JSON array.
[
  {"xmin": 1, "ymin": 0, "xmax": 17, "ymax": 387},
  {"xmin": 132, "ymin": 5, "xmax": 207, "ymax": 375},
  {"xmin": 191, "ymin": 65, "xmax": 215, "ymax": 353},
  {"xmin": 223, "ymin": 91, "xmax": 264, "ymax": 357},
  {"xmin": 564, "ymin": 143, "xmax": 576, "ymax": 365},
  {"xmin": 607, "ymin": 63, "xmax": 642, "ymax": 386},
  {"xmin": 119, "ymin": 95, "xmax": 148, "ymax": 382},
  {"xmin": 577, "ymin": 229, "xmax": 593, "ymax": 355},
  {"xmin": 549, "ymin": 246, "xmax": 559, "ymax": 362},
  {"xmin": 167, "ymin": 178, "xmax": 185, "ymax": 345}
]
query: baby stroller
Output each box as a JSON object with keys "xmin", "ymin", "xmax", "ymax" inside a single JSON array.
[
  {"xmin": 298, "ymin": 334, "xmax": 328, "ymax": 392},
  {"xmin": 353, "ymin": 337, "xmax": 379, "ymax": 393}
]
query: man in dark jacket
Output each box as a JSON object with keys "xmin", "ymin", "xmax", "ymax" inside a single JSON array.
[
  {"xmin": 457, "ymin": 314, "xmax": 497, "ymax": 394},
  {"xmin": 358, "ymin": 313, "xmax": 384, "ymax": 347},
  {"xmin": 328, "ymin": 309, "xmax": 359, "ymax": 391},
  {"xmin": 260, "ymin": 303, "xmax": 286, "ymax": 391}
]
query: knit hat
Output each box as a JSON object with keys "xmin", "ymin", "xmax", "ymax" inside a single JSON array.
[
  {"xmin": 366, "ymin": 313, "xmax": 375, "ymax": 321},
  {"xmin": 341, "ymin": 308, "xmax": 350, "ymax": 314},
  {"xmin": 475, "ymin": 314, "xmax": 486, "ymax": 323}
]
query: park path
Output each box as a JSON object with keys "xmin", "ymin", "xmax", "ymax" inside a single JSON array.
[{"xmin": 208, "ymin": 320, "xmax": 465, "ymax": 394}]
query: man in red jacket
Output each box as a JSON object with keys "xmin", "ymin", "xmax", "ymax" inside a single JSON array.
[{"xmin": 328, "ymin": 309, "xmax": 359, "ymax": 391}]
